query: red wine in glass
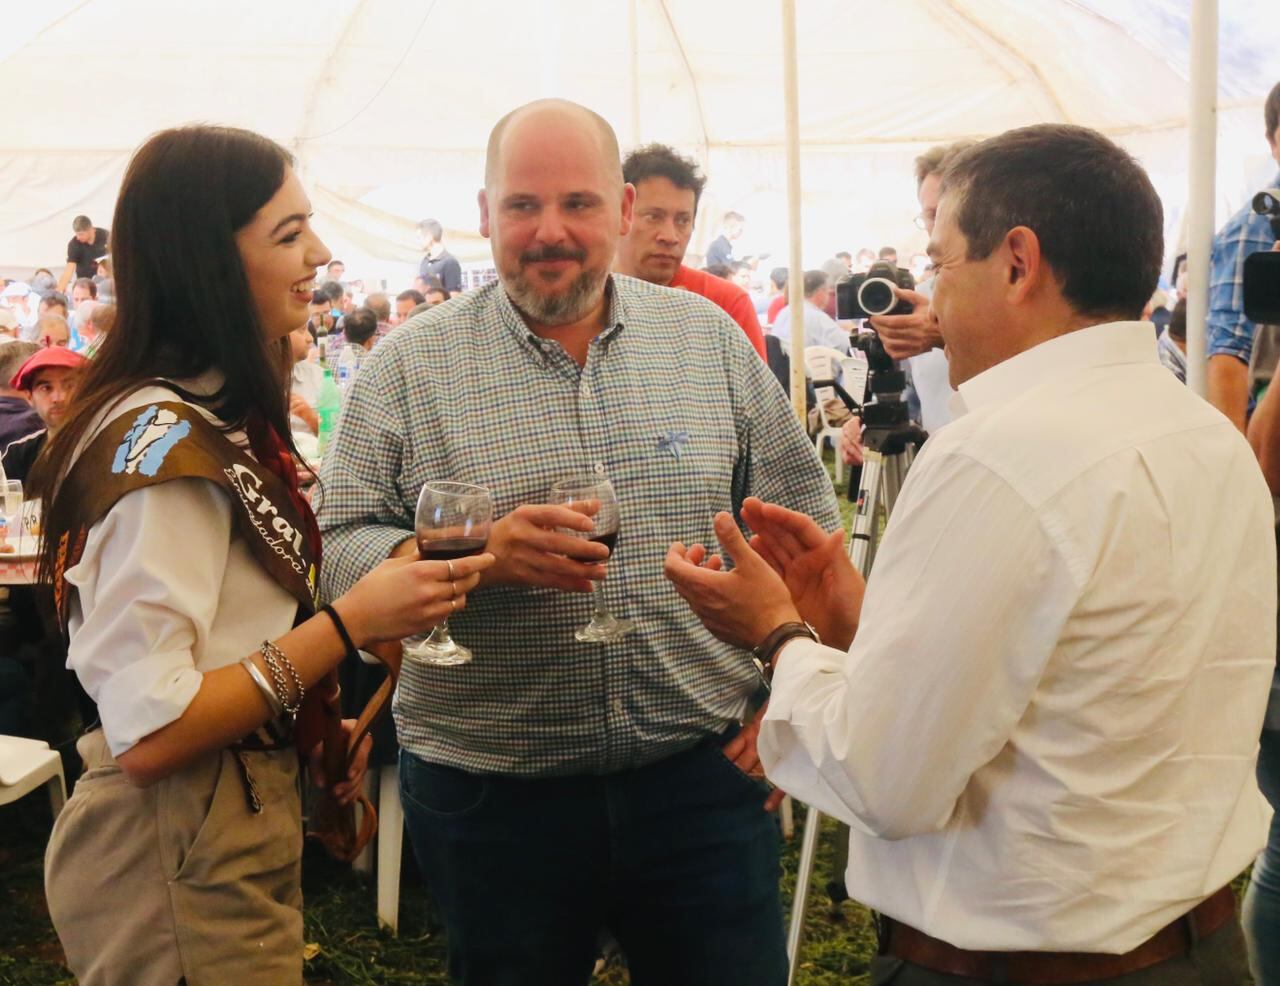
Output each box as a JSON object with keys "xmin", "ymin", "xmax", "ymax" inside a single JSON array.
[
  {"xmin": 405, "ymin": 480, "xmax": 493, "ymax": 666},
  {"xmin": 588, "ymin": 531, "xmax": 618, "ymax": 556},
  {"xmin": 549, "ymin": 475, "xmax": 634, "ymax": 642},
  {"xmin": 420, "ymin": 536, "xmax": 489, "ymax": 561}
]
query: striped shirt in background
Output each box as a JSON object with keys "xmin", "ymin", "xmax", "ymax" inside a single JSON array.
[{"xmin": 317, "ymin": 274, "xmax": 840, "ymax": 777}]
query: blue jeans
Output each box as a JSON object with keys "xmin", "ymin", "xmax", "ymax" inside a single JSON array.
[
  {"xmin": 1245, "ymin": 727, "xmax": 1280, "ymax": 985},
  {"xmin": 399, "ymin": 735, "xmax": 788, "ymax": 986}
]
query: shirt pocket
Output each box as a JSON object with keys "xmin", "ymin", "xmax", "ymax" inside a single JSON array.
[{"xmin": 619, "ymin": 402, "xmax": 740, "ymax": 550}]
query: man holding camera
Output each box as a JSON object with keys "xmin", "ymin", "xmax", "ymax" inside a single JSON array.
[
  {"xmin": 666, "ymin": 124, "xmax": 1274, "ymax": 985},
  {"xmin": 1207, "ymin": 81, "xmax": 1280, "ymax": 431},
  {"xmin": 838, "ymin": 141, "xmax": 973, "ymax": 466}
]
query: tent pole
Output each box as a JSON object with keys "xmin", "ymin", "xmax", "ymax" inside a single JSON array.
[
  {"xmin": 1185, "ymin": 0, "xmax": 1218, "ymax": 397},
  {"xmin": 628, "ymin": 0, "xmax": 641, "ymax": 146},
  {"xmin": 781, "ymin": 0, "xmax": 805, "ymax": 422}
]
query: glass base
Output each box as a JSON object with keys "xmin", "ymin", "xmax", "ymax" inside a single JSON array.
[
  {"xmin": 403, "ymin": 626, "xmax": 473, "ymax": 666},
  {"xmin": 574, "ymin": 614, "xmax": 635, "ymax": 643}
]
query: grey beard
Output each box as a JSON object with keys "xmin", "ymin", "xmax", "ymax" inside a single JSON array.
[{"xmin": 504, "ymin": 265, "xmax": 608, "ymax": 325}]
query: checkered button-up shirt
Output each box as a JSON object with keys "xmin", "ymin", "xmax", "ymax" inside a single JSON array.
[
  {"xmin": 1207, "ymin": 171, "xmax": 1280, "ymax": 364},
  {"xmin": 316, "ymin": 274, "xmax": 840, "ymax": 776}
]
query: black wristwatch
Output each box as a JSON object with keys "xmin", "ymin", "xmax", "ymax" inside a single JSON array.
[{"xmin": 751, "ymin": 621, "xmax": 820, "ymax": 682}]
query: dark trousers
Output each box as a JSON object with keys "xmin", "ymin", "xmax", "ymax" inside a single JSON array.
[
  {"xmin": 399, "ymin": 735, "xmax": 788, "ymax": 986},
  {"xmin": 870, "ymin": 916, "xmax": 1254, "ymax": 986}
]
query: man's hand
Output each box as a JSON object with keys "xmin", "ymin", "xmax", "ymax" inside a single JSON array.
[
  {"xmin": 722, "ymin": 704, "xmax": 786, "ymax": 812},
  {"xmin": 868, "ymin": 287, "xmax": 941, "ymax": 359},
  {"xmin": 664, "ymin": 512, "xmax": 801, "ymax": 650},
  {"xmin": 481, "ymin": 503, "xmax": 609, "ymax": 593},
  {"xmin": 290, "ymin": 394, "xmax": 319, "ymax": 435},
  {"xmin": 839, "ymin": 416, "xmax": 864, "ymax": 466},
  {"xmin": 740, "ymin": 497, "xmax": 863, "ymax": 650}
]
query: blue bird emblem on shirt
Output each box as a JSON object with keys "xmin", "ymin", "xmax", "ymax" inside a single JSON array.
[{"xmin": 657, "ymin": 431, "xmax": 690, "ymax": 460}]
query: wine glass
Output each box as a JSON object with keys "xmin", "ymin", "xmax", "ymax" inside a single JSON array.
[
  {"xmin": 403, "ymin": 481, "xmax": 493, "ymax": 667},
  {"xmin": 549, "ymin": 475, "xmax": 635, "ymax": 643}
]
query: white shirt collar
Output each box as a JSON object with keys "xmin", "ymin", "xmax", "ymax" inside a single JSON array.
[{"xmin": 949, "ymin": 320, "xmax": 1157, "ymax": 419}]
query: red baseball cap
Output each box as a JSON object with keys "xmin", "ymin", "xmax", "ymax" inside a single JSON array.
[{"xmin": 10, "ymin": 347, "xmax": 88, "ymax": 392}]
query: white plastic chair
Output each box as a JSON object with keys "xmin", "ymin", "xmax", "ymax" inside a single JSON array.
[
  {"xmin": 804, "ymin": 346, "xmax": 851, "ymax": 485},
  {"xmin": 0, "ymin": 734, "xmax": 66, "ymax": 819},
  {"xmin": 352, "ymin": 758, "xmax": 405, "ymax": 934}
]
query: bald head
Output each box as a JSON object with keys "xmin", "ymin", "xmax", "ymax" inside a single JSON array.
[
  {"xmin": 479, "ymin": 99, "xmax": 635, "ymax": 330},
  {"xmin": 485, "ymin": 99, "xmax": 623, "ymax": 191}
]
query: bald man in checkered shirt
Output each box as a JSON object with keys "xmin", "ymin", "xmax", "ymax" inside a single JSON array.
[{"xmin": 318, "ymin": 100, "xmax": 838, "ymax": 985}]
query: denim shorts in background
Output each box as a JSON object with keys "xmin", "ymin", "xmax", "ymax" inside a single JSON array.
[{"xmin": 399, "ymin": 733, "xmax": 788, "ymax": 986}]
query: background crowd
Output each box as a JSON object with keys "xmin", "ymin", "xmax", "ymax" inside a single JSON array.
[{"xmin": 0, "ymin": 81, "xmax": 1276, "ymax": 986}]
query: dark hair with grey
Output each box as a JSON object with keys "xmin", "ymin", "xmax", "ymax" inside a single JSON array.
[
  {"xmin": 342, "ymin": 306, "xmax": 379, "ymax": 346},
  {"xmin": 939, "ymin": 124, "xmax": 1163, "ymax": 321},
  {"xmin": 622, "ymin": 143, "xmax": 707, "ymax": 213},
  {"xmin": 417, "ymin": 219, "xmax": 443, "ymax": 242},
  {"xmin": 0, "ymin": 342, "xmax": 40, "ymax": 386},
  {"xmin": 71, "ymin": 215, "xmax": 92, "ymax": 233},
  {"xmin": 802, "ymin": 270, "xmax": 830, "ymax": 297}
]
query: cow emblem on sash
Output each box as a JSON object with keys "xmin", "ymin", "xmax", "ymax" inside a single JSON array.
[{"xmin": 112, "ymin": 405, "xmax": 192, "ymax": 477}]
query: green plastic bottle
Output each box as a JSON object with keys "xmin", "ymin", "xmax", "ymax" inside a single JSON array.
[{"xmin": 316, "ymin": 365, "xmax": 342, "ymax": 454}]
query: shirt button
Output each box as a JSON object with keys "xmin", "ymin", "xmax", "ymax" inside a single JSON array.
[
  {"xmin": 594, "ymin": 463, "xmax": 606, "ymax": 475},
  {"xmin": 611, "ymin": 698, "xmax": 624, "ymax": 714}
]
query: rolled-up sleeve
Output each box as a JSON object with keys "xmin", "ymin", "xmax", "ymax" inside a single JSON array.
[
  {"xmin": 65, "ymin": 479, "xmax": 232, "ymax": 757},
  {"xmin": 1207, "ymin": 211, "xmax": 1276, "ymax": 364}
]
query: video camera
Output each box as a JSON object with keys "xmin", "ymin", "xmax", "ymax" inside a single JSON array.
[
  {"xmin": 835, "ymin": 261, "xmax": 916, "ymax": 319},
  {"xmin": 1245, "ymin": 188, "xmax": 1280, "ymax": 324}
]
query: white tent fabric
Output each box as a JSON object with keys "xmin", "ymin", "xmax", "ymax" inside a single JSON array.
[{"xmin": 3, "ymin": 0, "xmax": 1278, "ymax": 284}]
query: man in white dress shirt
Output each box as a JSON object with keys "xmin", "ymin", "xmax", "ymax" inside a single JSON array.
[{"xmin": 665, "ymin": 123, "xmax": 1276, "ymax": 985}]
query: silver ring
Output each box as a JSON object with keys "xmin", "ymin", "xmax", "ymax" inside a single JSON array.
[
  {"xmin": 446, "ymin": 559, "xmax": 455, "ymax": 580},
  {"xmin": 449, "ymin": 597, "xmax": 457, "ymax": 612},
  {"xmin": 451, "ymin": 580, "xmax": 459, "ymax": 598}
]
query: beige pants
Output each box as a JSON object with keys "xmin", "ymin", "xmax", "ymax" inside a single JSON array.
[{"xmin": 45, "ymin": 730, "xmax": 304, "ymax": 986}]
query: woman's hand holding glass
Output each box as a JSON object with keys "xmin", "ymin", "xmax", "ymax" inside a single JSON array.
[{"xmin": 329, "ymin": 550, "xmax": 494, "ymax": 653}]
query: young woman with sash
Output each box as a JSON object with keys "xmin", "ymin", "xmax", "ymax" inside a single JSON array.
[{"xmin": 35, "ymin": 125, "xmax": 493, "ymax": 986}]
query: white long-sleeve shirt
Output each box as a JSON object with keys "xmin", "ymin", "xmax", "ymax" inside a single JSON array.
[
  {"xmin": 64, "ymin": 385, "xmax": 297, "ymax": 757},
  {"xmin": 759, "ymin": 321, "xmax": 1276, "ymax": 953}
]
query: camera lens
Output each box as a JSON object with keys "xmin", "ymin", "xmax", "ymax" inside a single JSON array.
[
  {"xmin": 1253, "ymin": 189, "xmax": 1280, "ymax": 217},
  {"xmin": 858, "ymin": 277, "xmax": 896, "ymax": 317}
]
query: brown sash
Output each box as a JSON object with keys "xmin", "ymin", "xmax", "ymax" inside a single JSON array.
[{"xmin": 50, "ymin": 399, "xmax": 394, "ymax": 862}]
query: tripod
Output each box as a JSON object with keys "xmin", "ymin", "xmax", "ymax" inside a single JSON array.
[{"xmin": 785, "ymin": 361, "xmax": 928, "ymax": 985}]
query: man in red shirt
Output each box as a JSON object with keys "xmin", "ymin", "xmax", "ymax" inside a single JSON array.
[{"xmin": 614, "ymin": 144, "xmax": 766, "ymax": 359}]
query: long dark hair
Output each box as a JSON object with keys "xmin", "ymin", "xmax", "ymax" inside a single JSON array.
[{"xmin": 35, "ymin": 125, "xmax": 298, "ymax": 588}]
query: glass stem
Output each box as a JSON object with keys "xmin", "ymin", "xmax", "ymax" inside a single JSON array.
[{"xmin": 592, "ymin": 580, "xmax": 610, "ymax": 621}]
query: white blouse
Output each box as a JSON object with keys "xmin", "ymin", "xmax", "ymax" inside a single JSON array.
[{"xmin": 64, "ymin": 385, "xmax": 298, "ymax": 757}]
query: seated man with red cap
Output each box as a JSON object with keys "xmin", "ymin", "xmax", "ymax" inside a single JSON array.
[{"xmin": 2, "ymin": 348, "xmax": 89, "ymax": 481}]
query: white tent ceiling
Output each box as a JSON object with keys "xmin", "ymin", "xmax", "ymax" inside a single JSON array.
[{"xmin": 3, "ymin": 0, "xmax": 1279, "ymax": 283}]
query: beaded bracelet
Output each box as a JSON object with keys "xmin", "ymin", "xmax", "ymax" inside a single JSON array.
[
  {"xmin": 259, "ymin": 641, "xmax": 305, "ymax": 717},
  {"xmin": 239, "ymin": 656, "xmax": 285, "ymax": 717}
]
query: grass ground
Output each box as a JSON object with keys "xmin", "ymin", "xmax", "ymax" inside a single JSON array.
[
  {"xmin": 0, "ymin": 457, "xmax": 875, "ymax": 984},
  {"xmin": 0, "ymin": 794, "xmax": 876, "ymax": 985}
]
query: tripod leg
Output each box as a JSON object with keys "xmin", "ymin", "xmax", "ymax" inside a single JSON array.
[
  {"xmin": 786, "ymin": 804, "xmax": 823, "ymax": 984},
  {"xmin": 826, "ymin": 824, "xmax": 850, "ymax": 907}
]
